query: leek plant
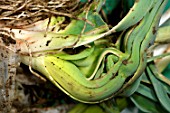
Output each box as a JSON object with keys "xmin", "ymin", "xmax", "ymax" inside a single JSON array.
[{"xmin": 0, "ymin": 0, "xmax": 170, "ymax": 112}]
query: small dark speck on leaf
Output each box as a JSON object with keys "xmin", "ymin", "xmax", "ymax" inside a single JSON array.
[
  {"xmin": 122, "ymin": 60, "xmax": 128, "ymax": 65},
  {"xmin": 46, "ymin": 40, "xmax": 51, "ymax": 46},
  {"xmin": 152, "ymin": 26, "xmax": 156, "ymax": 34},
  {"xmin": 51, "ymin": 62, "xmax": 55, "ymax": 66}
]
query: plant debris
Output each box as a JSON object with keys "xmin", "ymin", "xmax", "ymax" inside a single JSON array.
[{"xmin": 0, "ymin": 0, "xmax": 87, "ymax": 28}]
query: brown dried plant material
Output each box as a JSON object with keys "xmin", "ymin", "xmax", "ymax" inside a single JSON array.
[
  {"xmin": 0, "ymin": 45, "xmax": 18, "ymax": 113},
  {"xmin": 0, "ymin": 0, "xmax": 86, "ymax": 28}
]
